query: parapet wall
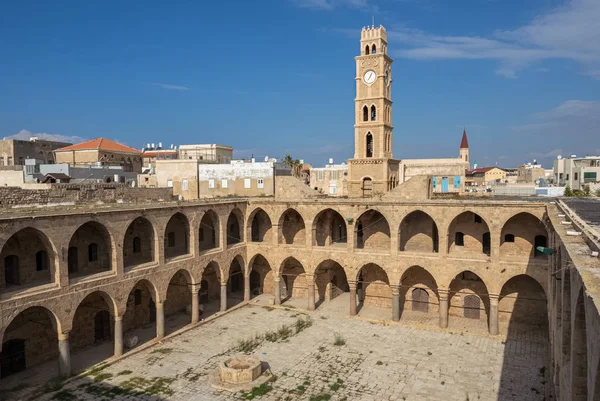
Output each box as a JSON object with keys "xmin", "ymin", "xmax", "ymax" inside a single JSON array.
[{"xmin": 0, "ymin": 184, "xmax": 175, "ymax": 208}]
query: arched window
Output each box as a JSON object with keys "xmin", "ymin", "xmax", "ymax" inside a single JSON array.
[
  {"xmin": 133, "ymin": 236, "xmax": 141, "ymax": 253},
  {"xmin": 483, "ymin": 232, "xmax": 491, "ymax": 255},
  {"xmin": 35, "ymin": 250, "xmax": 48, "ymax": 271},
  {"xmin": 362, "ymin": 178, "xmax": 373, "ymax": 198},
  {"xmin": 455, "ymin": 232, "xmax": 464, "ymax": 246},
  {"xmin": 534, "ymin": 235, "xmax": 547, "ymax": 257},
  {"xmin": 371, "ymin": 105, "xmax": 376, "ymax": 121},
  {"xmin": 68, "ymin": 247, "xmax": 78, "ymax": 273},
  {"xmin": 366, "ymin": 133, "xmax": 373, "ymax": 158},
  {"xmin": 412, "ymin": 288, "xmax": 429, "ymax": 312},
  {"xmin": 372, "ymin": 44, "xmax": 377, "ymax": 54},
  {"xmin": 504, "ymin": 234, "xmax": 515, "ymax": 243},
  {"xmin": 365, "ymin": 45, "xmax": 370, "ymax": 55},
  {"xmin": 88, "ymin": 243, "xmax": 98, "ymax": 262},
  {"xmin": 4, "ymin": 255, "xmax": 20, "ymax": 285},
  {"xmin": 464, "ymin": 295, "xmax": 481, "ymax": 319},
  {"xmin": 363, "ymin": 106, "xmax": 368, "ymax": 122},
  {"xmin": 134, "ymin": 289, "xmax": 142, "ymax": 305},
  {"xmin": 167, "ymin": 232, "xmax": 175, "ymax": 247}
]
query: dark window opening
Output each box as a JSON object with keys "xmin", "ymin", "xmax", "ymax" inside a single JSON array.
[
  {"xmin": 504, "ymin": 234, "xmax": 515, "ymax": 243},
  {"xmin": 68, "ymin": 247, "xmax": 78, "ymax": 273},
  {"xmin": 372, "ymin": 44, "xmax": 376, "ymax": 54},
  {"xmin": 88, "ymin": 243, "xmax": 98, "ymax": 262},
  {"xmin": 365, "ymin": 45, "xmax": 370, "ymax": 55},
  {"xmin": 366, "ymin": 133, "xmax": 373, "ymax": 158},
  {"xmin": 36, "ymin": 250, "xmax": 48, "ymax": 271},
  {"xmin": 455, "ymin": 232, "xmax": 464, "ymax": 246},
  {"xmin": 133, "ymin": 237, "xmax": 141, "ymax": 253},
  {"xmin": 371, "ymin": 105, "xmax": 376, "ymax": 121},
  {"xmin": 483, "ymin": 232, "xmax": 491, "ymax": 255},
  {"xmin": 4, "ymin": 255, "xmax": 20, "ymax": 285},
  {"xmin": 167, "ymin": 232, "xmax": 175, "ymax": 247},
  {"xmin": 134, "ymin": 289, "xmax": 142, "ymax": 305},
  {"xmin": 363, "ymin": 106, "xmax": 368, "ymax": 122},
  {"xmin": 534, "ymin": 235, "xmax": 547, "ymax": 257},
  {"xmin": 474, "ymin": 215, "xmax": 482, "ymax": 224}
]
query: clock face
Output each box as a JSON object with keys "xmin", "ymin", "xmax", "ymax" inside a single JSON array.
[{"xmin": 363, "ymin": 70, "xmax": 376, "ymax": 85}]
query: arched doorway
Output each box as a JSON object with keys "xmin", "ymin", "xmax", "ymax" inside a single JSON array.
[
  {"xmin": 314, "ymin": 260, "xmax": 349, "ymax": 308},
  {"xmin": 399, "ymin": 266, "xmax": 439, "ymax": 322},
  {"xmin": 279, "ymin": 209, "xmax": 306, "ymax": 245},
  {"xmin": 356, "ymin": 263, "xmax": 391, "ymax": 313},
  {"xmin": 164, "ymin": 213, "xmax": 190, "ymax": 259},
  {"xmin": 249, "ymin": 254, "xmax": 272, "ymax": 299},
  {"xmin": 280, "ymin": 257, "xmax": 307, "ymax": 303},
  {"xmin": 448, "ymin": 271, "xmax": 490, "ymax": 332},
  {"xmin": 165, "ymin": 270, "xmax": 192, "ymax": 335},
  {"xmin": 226, "ymin": 209, "xmax": 243, "ymax": 245},
  {"xmin": 355, "ymin": 210, "xmax": 390, "ymax": 250},
  {"xmin": 123, "ymin": 217, "xmax": 155, "ymax": 269},
  {"xmin": 228, "ymin": 256, "xmax": 245, "ymax": 308},
  {"xmin": 248, "ymin": 208, "xmax": 272, "ymax": 243},
  {"xmin": 313, "ymin": 209, "xmax": 347, "ymax": 247},
  {"xmin": 200, "ymin": 262, "xmax": 221, "ymax": 318},
  {"xmin": 68, "ymin": 221, "xmax": 112, "ymax": 279},
  {"xmin": 499, "ymin": 275, "xmax": 548, "ymax": 334},
  {"xmin": 123, "ymin": 279, "xmax": 158, "ymax": 350}
]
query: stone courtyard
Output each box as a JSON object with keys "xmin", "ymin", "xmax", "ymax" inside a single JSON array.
[{"xmin": 26, "ymin": 294, "xmax": 549, "ymax": 401}]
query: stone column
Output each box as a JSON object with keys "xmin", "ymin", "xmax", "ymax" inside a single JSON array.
[
  {"xmin": 274, "ymin": 278, "xmax": 281, "ymax": 305},
  {"xmin": 392, "ymin": 286, "xmax": 400, "ymax": 322},
  {"xmin": 489, "ymin": 294, "xmax": 499, "ymax": 335},
  {"xmin": 244, "ymin": 273, "xmax": 250, "ymax": 302},
  {"xmin": 438, "ymin": 290, "xmax": 449, "ymax": 329},
  {"xmin": 307, "ymin": 276, "xmax": 316, "ymax": 311},
  {"xmin": 114, "ymin": 315, "xmax": 124, "ymax": 358},
  {"xmin": 58, "ymin": 331, "xmax": 71, "ymax": 378},
  {"xmin": 220, "ymin": 283, "xmax": 227, "ymax": 312},
  {"xmin": 349, "ymin": 281, "xmax": 357, "ymax": 316},
  {"xmin": 191, "ymin": 290, "xmax": 200, "ymax": 324},
  {"xmin": 156, "ymin": 301, "xmax": 165, "ymax": 339}
]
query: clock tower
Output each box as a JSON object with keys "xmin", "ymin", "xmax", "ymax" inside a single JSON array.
[{"xmin": 348, "ymin": 25, "xmax": 399, "ymax": 197}]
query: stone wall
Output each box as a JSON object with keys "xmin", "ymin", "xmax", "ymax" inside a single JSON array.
[{"xmin": 0, "ymin": 184, "xmax": 174, "ymax": 208}]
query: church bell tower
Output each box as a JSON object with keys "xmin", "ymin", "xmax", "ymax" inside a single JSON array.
[{"xmin": 348, "ymin": 25, "xmax": 399, "ymax": 197}]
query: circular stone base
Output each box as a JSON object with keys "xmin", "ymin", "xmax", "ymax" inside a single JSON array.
[{"xmin": 209, "ymin": 369, "xmax": 272, "ymax": 392}]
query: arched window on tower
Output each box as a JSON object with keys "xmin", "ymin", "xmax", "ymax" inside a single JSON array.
[
  {"xmin": 371, "ymin": 105, "xmax": 376, "ymax": 121},
  {"xmin": 363, "ymin": 106, "xmax": 368, "ymax": 122},
  {"xmin": 365, "ymin": 45, "xmax": 370, "ymax": 55},
  {"xmin": 372, "ymin": 44, "xmax": 376, "ymax": 54},
  {"xmin": 366, "ymin": 133, "xmax": 373, "ymax": 158}
]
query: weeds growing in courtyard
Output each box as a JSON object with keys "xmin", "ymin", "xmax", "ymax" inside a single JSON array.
[
  {"xmin": 93, "ymin": 372, "xmax": 113, "ymax": 382},
  {"xmin": 235, "ymin": 316, "xmax": 313, "ymax": 353},
  {"xmin": 333, "ymin": 333, "xmax": 346, "ymax": 346},
  {"xmin": 151, "ymin": 347, "xmax": 174, "ymax": 354},
  {"xmin": 310, "ymin": 393, "xmax": 332, "ymax": 401},
  {"xmin": 117, "ymin": 370, "xmax": 132, "ymax": 376}
]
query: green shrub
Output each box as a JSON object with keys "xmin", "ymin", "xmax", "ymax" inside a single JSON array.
[{"xmin": 564, "ymin": 185, "xmax": 573, "ymax": 197}]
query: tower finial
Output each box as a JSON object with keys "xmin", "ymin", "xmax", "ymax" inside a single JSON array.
[{"xmin": 372, "ymin": 16, "xmax": 374, "ymax": 28}]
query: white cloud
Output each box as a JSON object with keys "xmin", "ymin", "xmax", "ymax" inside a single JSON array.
[
  {"xmin": 3, "ymin": 129, "xmax": 85, "ymax": 144},
  {"xmin": 387, "ymin": 0, "xmax": 600, "ymax": 77},
  {"xmin": 151, "ymin": 83, "xmax": 191, "ymax": 91}
]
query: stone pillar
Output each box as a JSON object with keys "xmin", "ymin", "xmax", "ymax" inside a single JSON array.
[
  {"xmin": 272, "ymin": 224, "xmax": 280, "ymax": 246},
  {"xmin": 244, "ymin": 273, "xmax": 250, "ymax": 301},
  {"xmin": 307, "ymin": 276, "xmax": 316, "ymax": 311},
  {"xmin": 220, "ymin": 283, "xmax": 227, "ymax": 312},
  {"xmin": 114, "ymin": 315, "xmax": 124, "ymax": 358},
  {"xmin": 156, "ymin": 301, "xmax": 165, "ymax": 339},
  {"xmin": 439, "ymin": 290, "xmax": 449, "ymax": 329},
  {"xmin": 349, "ymin": 281, "xmax": 357, "ymax": 316},
  {"xmin": 489, "ymin": 294, "xmax": 499, "ymax": 335},
  {"xmin": 392, "ymin": 286, "xmax": 400, "ymax": 322},
  {"xmin": 274, "ymin": 278, "xmax": 281, "ymax": 305},
  {"xmin": 58, "ymin": 332, "xmax": 71, "ymax": 378},
  {"xmin": 191, "ymin": 290, "xmax": 200, "ymax": 324}
]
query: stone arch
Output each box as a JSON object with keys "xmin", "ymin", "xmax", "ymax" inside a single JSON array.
[
  {"xmin": 247, "ymin": 207, "xmax": 272, "ymax": 243},
  {"xmin": 70, "ymin": 291, "xmax": 118, "ymax": 359},
  {"xmin": 122, "ymin": 278, "xmax": 159, "ymax": 347},
  {"xmin": 314, "ymin": 259, "xmax": 349, "ymax": 306},
  {"xmin": 278, "ymin": 208, "xmax": 306, "ymax": 245},
  {"xmin": 280, "ymin": 257, "xmax": 307, "ymax": 301},
  {"xmin": 0, "ymin": 306, "xmax": 61, "ymax": 378},
  {"xmin": 500, "ymin": 212, "xmax": 548, "ymax": 259},
  {"xmin": 355, "ymin": 209, "xmax": 390, "ymax": 250},
  {"xmin": 572, "ymin": 289, "xmax": 588, "ymax": 400},
  {"xmin": 399, "ymin": 266, "xmax": 439, "ymax": 317},
  {"xmin": 313, "ymin": 208, "xmax": 347, "ymax": 247},
  {"xmin": 366, "ymin": 133, "xmax": 373, "ymax": 158},
  {"xmin": 68, "ymin": 221, "xmax": 113, "ymax": 279},
  {"xmin": 362, "ymin": 105, "xmax": 368, "ymax": 122},
  {"xmin": 399, "ymin": 210, "xmax": 439, "ymax": 253},
  {"xmin": 362, "ymin": 177, "xmax": 373, "ymax": 197},
  {"xmin": 370, "ymin": 105, "xmax": 376, "ymax": 121},
  {"xmin": 0, "ymin": 227, "xmax": 57, "ymax": 293},
  {"xmin": 248, "ymin": 254, "xmax": 272, "ymax": 298},
  {"xmin": 448, "ymin": 270, "xmax": 490, "ymax": 326},
  {"xmin": 165, "ymin": 269, "xmax": 193, "ymax": 334},
  {"xmin": 499, "ymin": 274, "xmax": 548, "ymax": 328},
  {"xmin": 123, "ymin": 216, "xmax": 156, "ymax": 269},
  {"xmin": 228, "ymin": 255, "xmax": 245, "ymax": 295},
  {"xmin": 371, "ymin": 43, "xmax": 376, "ymax": 54},
  {"xmin": 164, "ymin": 212, "xmax": 190, "ymax": 259},
  {"xmin": 199, "ymin": 261, "xmax": 222, "ymax": 317},
  {"xmin": 226, "ymin": 208, "xmax": 243, "ymax": 245},
  {"xmin": 365, "ymin": 44, "xmax": 370, "ymax": 55},
  {"xmin": 199, "ymin": 209, "xmax": 220, "ymax": 252},
  {"xmin": 356, "ymin": 263, "xmax": 391, "ymax": 309},
  {"xmin": 447, "ymin": 211, "xmax": 491, "ymax": 256}
]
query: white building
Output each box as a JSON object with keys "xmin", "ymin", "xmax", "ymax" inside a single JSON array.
[
  {"xmin": 554, "ymin": 155, "xmax": 600, "ymax": 190},
  {"xmin": 310, "ymin": 159, "xmax": 348, "ymax": 196}
]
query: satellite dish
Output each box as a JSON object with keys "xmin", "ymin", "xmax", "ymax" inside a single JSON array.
[{"xmin": 557, "ymin": 155, "xmax": 562, "ymax": 160}]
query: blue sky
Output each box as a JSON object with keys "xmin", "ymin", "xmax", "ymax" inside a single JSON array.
[{"xmin": 1, "ymin": 0, "xmax": 599, "ymax": 168}]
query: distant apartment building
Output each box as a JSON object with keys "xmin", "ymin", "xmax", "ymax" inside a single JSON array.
[
  {"xmin": 310, "ymin": 159, "xmax": 348, "ymax": 196},
  {"xmin": 54, "ymin": 138, "xmax": 143, "ymax": 173},
  {"xmin": 138, "ymin": 158, "xmax": 289, "ymax": 200},
  {"xmin": 554, "ymin": 155, "xmax": 600, "ymax": 190},
  {"xmin": 465, "ymin": 167, "xmax": 506, "ymax": 188},
  {"xmin": 517, "ymin": 161, "xmax": 545, "ymax": 183},
  {"xmin": 0, "ymin": 137, "xmax": 71, "ymax": 166},
  {"xmin": 178, "ymin": 144, "xmax": 233, "ymax": 164},
  {"xmin": 24, "ymin": 160, "xmax": 139, "ymax": 185},
  {"xmin": 141, "ymin": 142, "xmax": 178, "ymax": 168}
]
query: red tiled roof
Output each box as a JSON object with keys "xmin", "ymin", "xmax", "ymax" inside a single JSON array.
[
  {"xmin": 460, "ymin": 129, "xmax": 469, "ymax": 149},
  {"xmin": 54, "ymin": 138, "xmax": 141, "ymax": 154}
]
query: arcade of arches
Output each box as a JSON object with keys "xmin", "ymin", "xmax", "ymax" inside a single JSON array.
[{"xmin": 0, "ymin": 199, "xmax": 598, "ymax": 400}]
